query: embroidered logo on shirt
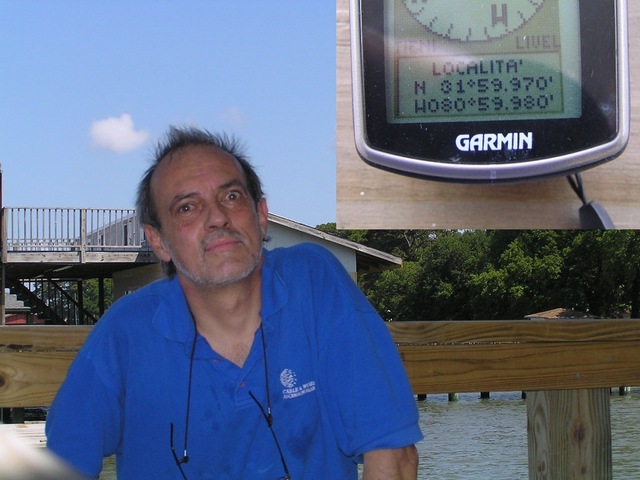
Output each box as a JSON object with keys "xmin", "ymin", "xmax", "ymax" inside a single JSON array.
[
  {"xmin": 280, "ymin": 369, "xmax": 297, "ymax": 388},
  {"xmin": 279, "ymin": 369, "xmax": 316, "ymax": 400}
]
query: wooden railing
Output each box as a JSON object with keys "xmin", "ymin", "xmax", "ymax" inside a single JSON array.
[
  {"xmin": 389, "ymin": 320, "xmax": 640, "ymax": 479},
  {"xmin": 1, "ymin": 320, "xmax": 639, "ymax": 478},
  {"xmin": 388, "ymin": 320, "xmax": 640, "ymax": 393},
  {"xmin": 2, "ymin": 207, "xmax": 148, "ymax": 255}
]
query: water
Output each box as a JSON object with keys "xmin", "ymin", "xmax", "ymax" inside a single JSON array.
[
  {"xmin": 100, "ymin": 389, "xmax": 640, "ymax": 479},
  {"xmin": 414, "ymin": 390, "xmax": 640, "ymax": 479},
  {"xmin": 416, "ymin": 392, "xmax": 528, "ymax": 479}
]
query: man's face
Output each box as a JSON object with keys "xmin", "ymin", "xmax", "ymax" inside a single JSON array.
[{"xmin": 145, "ymin": 145, "xmax": 268, "ymax": 288}]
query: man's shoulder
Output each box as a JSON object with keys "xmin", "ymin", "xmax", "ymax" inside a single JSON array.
[
  {"xmin": 265, "ymin": 243, "xmax": 351, "ymax": 289},
  {"xmin": 111, "ymin": 276, "xmax": 176, "ymax": 308},
  {"xmin": 83, "ymin": 277, "xmax": 183, "ymax": 350},
  {"xmin": 267, "ymin": 242, "xmax": 335, "ymax": 264},
  {"xmin": 97, "ymin": 277, "xmax": 179, "ymax": 328}
]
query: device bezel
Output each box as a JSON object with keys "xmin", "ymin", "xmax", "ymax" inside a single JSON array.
[{"xmin": 350, "ymin": 0, "xmax": 630, "ymax": 183}]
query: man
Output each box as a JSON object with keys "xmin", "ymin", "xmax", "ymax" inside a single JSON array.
[{"xmin": 46, "ymin": 126, "xmax": 422, "ymax": 479}]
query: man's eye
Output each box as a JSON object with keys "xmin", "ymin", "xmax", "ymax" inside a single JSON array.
[
  {"xmin": 223, "ymin": 190, "xmax": 244, "ymax": 203},
  {"xmin": 177, "ymin": 204, "xmax": 193, "ymax": 214}
]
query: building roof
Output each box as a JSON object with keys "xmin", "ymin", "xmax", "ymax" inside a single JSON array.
[
  {"xmin": 525, "ymin": 308, "xmax": 597, "ymax": 320},
  {"xmin": 267, "ymin": 213, "xmax": 402, "ymax": 273}
]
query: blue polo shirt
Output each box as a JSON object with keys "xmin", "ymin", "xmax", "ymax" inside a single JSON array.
[{"xmin": 46, "ymin": 243, "xmax": 422, "ymax": 479}]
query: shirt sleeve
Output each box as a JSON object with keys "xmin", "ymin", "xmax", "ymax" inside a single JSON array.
[
  {"xmin": 308, "ymin": 245, "xmax": 423, "ymax": 462},
  {"xmin": 46, "ymin": 344, "xmax": 123, "ymax": 478}
]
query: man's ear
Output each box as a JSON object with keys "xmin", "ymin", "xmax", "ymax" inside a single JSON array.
[
  {"xmin": 144, "ymin": 225, "xmax": 171, "ymax": 263},
  {"xmin": 257, "ymin": 197, "xmax": 269, "ymax": 240}
]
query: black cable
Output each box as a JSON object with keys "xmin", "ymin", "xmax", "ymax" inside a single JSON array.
[
  {"xmin": 566, "ymin": 173, "xmax": 615, "ymax": 229},
  {"xmin": 567, "ymin": 173, "xmax": 587, "ymax": 205}
]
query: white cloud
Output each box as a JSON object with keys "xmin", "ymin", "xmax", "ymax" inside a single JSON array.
[
  {"xmin": 90, "ymin": 114, "xmax": 150, "ymax": 153},
  {"xmin": 219, "ymin": 106, "xmax": 248, "ymax": 128}
]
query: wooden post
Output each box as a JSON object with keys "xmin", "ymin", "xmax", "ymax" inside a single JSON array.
[
  {"xmin": 79, "ymin": 209, "xmax": 86, "ymax": 263},
  {"xmin": 527, "ymin": 389, "xmax": 611, "ymax": 480}
]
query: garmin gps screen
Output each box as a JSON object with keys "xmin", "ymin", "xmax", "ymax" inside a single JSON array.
[{"xmin": 386, "ymin": 0, "xmax": 582, "ymax": 124}]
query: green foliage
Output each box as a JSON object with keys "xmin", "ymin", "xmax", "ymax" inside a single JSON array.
[
  {"xmin": 77, "ymin": 278, "xmax": 114, "ymax": 318},
  {"xmin": 330, "ymin": 227, "xmax": 640, "ymax": 321},
  {"xmin": 366, "ymin": 262, "xmax": 422, "ymax": 321},
  {"xmin": 564, "ymin": 230, "xmax": 640, "ymax": 317}
]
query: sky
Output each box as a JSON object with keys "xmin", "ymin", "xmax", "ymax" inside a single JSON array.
[{"xmin": 0, "ymin": 0, "xmax": 336, "ymax": 228}]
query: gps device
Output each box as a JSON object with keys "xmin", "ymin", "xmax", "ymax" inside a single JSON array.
[{"xmin": 350, "ymin": 0, "xmax": 629, "ymax": 183}]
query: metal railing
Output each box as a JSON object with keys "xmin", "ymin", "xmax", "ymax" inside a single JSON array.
[
  {"xmin": 2, "ymin": 207, "xmax": 148, "ymax": 253},
  {"xmin": 9, "ymin": 278, "xmax": 97, "ymax": 325}
]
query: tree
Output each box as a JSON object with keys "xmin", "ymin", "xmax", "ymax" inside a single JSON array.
[
  {"xmin": 73, "ymin": 278, "xmax": 114, "ymax": 319},
  {"xmin": 356, "ymin": 230, "xmax": 491, "ymax": 320},
  {"xmin": 365, "ymin": 262, "xmax": 422, "ymax": 321},
  {"xmin": 564, "ymin": 231, "xmax": 640, "ymax": 317},
  {"xmin": 469, "ymin": 230, "xmax": 567, "ymax": 319},
  {"xmin": 320, "ymin": 226, "xmax": 640, "ymax": 322},
  {"xmin": 411, "ymin": 230, "xmax": 490, "ymax": 320}
]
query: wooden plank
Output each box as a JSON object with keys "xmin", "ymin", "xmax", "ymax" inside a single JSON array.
[
  {"xmin": 4, "ymin": 252, "xmax": 82, "ymax": 263},
  {"xmin": 336, "ymin": 0, "xmax": 640, "ymax": 229},
  {"xmin": 5, "ymin": 251, "xmax": 155, "ymax": 264},
  {"xmin": 388, "ymin": 320, "xmax": 640, "ymax": 344},
  {"xmin": 0, "ymin": 423, "xmax": 46, "ymax": 447},
  {"xmin": 0, "ymin": 327, "xmax": 90, "ymax": 407},
  {"xmin": 398, "ymin": 341, "xmax": 640, "ymax": 394},
  {"xmin": 528, "ymin": 389, "xmax": 612, "ymax": 480},
  {"xmin": 0, "ymin": 326, "xmax": 91, "ymax": 352},
  {"xmin": 0, "ymin": 352, "xmax": 77, "ymax": 407},
  {"xmin": 387, "ymin": 321, "xmax": 640, "ymax": 394}
]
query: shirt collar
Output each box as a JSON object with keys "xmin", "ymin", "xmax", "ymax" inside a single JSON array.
[
  {"xmin": 151, "ymin": 275, "xmax": 194, "ymax": 344},
  {"xmin": 151, "ymin": 248, "xmax": 289, "ymax": 343},
  {"xmin": 259, "ymin": 248, "xmax": 288, "ymax": 334}
]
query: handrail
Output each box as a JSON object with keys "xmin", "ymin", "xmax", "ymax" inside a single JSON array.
[
  {"xmin": 2, "ymin": 207, "xmax": 149, "ymax": 253},
  {"xmin": 387, "ymin": 319, "xmax": 640, "ymax": 393},
  {"xmin": 1, "ymin": 321, "xmax": 638, "ymax": 478},
  {"xmin": 2, "ymin": 320, "xmax": 639, "ymax": 407}
]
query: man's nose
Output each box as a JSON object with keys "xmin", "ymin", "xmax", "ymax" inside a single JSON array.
[{"xmin": 204, "ymin": 200, "xmax": 231, "ymax": 229}]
